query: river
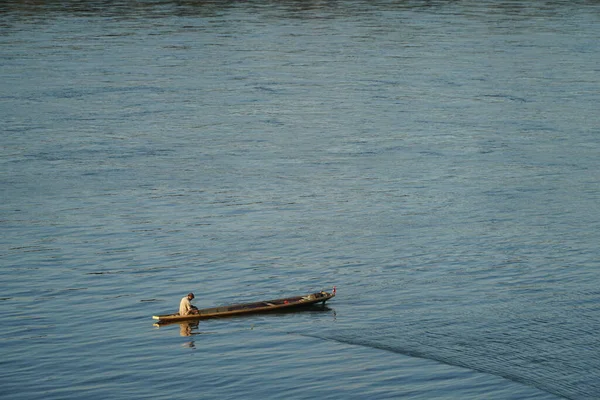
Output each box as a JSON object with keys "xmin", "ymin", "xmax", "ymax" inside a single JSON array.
[{"xmin": 1, "ymin": 1, "xmax": 599, "ymax": 399}]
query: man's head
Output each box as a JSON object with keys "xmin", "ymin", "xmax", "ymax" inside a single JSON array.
[{"xmin": 187, "ymin": 293, "xmax": 195, "ymax": 300}]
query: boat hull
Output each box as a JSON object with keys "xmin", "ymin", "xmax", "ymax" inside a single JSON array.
[{"xmin": 153, "ymin": 291, "xmax": 335, "ymax": 324}]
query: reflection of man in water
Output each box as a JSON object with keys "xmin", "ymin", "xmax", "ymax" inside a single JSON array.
[
  {"xmin": 179, "ymin": 292, "xmax": 199, "ymax": 316},
  {"xmin": 180, "ymin": 322, "xmax": 196, "ymax": 337}
]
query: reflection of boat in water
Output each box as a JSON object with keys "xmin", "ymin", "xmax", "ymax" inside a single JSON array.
[
  {"xmin": 153, "ymin": 289, "xmax": 335, "ymax": 325},
  {"xmin": 154, "ymin": 304, "xmax": 335, "ymax": 329}
]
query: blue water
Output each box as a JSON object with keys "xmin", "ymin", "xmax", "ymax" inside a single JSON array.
[{"xmin": 1, "ymin": 1, "xmax": 599, "ymax": 399}]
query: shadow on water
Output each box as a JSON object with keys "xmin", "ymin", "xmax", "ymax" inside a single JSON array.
[
  {"xmin": 153, "ymin": 304, "xmax": 335, "ymax": 329},
  {"xmin": 154, "ymin": 305, "xmax": 335, "ymax": 348}
]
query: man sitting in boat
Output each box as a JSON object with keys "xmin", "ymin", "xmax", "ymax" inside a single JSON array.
[{"xmin": 179, "ymin": 293, "xmax": 199, "ymax": 315}]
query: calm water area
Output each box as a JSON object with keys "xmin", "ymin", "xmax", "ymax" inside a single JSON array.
[{"xmin": 1, "ymin": 0, "xmax": 599, "ymax": 399}]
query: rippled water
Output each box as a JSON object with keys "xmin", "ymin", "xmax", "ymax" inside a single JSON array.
[{"xmin": 1, "ymin": 1, "xmax": 599, "ymax": 399}]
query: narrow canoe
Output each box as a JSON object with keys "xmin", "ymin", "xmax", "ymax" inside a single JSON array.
[{"xmin": 152, "ymin": 290, "xmax": 335, "ymax": 324}]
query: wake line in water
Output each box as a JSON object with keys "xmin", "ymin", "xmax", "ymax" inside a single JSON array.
[{"xmin": 294, "ymin": 332, "xmax": 567, "ymax": 400}]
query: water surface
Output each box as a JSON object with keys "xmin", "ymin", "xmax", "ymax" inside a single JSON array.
[{"xmin": 1, "ymin": 1, "xmax": 599, "ymax": 399}]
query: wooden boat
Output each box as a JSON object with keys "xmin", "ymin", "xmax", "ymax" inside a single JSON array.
[{"xmin": 153, "ymin": 289, "xmax": 335, "ymax": 324}]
